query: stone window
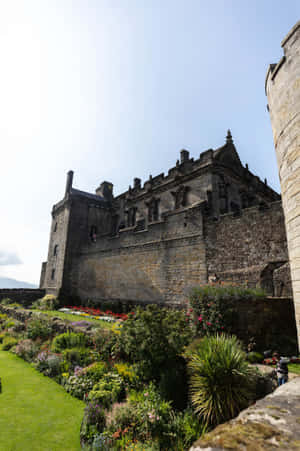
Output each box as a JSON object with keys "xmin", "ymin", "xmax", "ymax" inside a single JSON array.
[
  {"xmin": 54, "ymin": 222, "xmax": 57, "ymax": 232},
  {"xmin": 171, "ymin": 185, "xmax": 189, "ymax": 210},
  {"xmin": 126, "ymin": 207, "xmax": 137, "ymax": 227},
  {"xmin": 53, "ymin": 244, "xmax": 58, "ymax": 256},
  {"xmin": 90, "ymin": 225, "xmax": 97, "ymax": 242},
  {"xmin": 146, "ymin": 198, "xmax": 160, "ymax": 222},
  {"xmin": 51, "ymin": 269, "xmax": 55, "ymax": 280}
]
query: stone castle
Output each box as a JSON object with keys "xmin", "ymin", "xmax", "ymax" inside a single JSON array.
[{"xmin": 40, "ymin": 131, "xmax": 292, "ymax": 306}]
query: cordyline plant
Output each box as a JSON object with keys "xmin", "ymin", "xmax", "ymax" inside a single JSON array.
[{"xmin": 187, "ymin": 334, "xmax": 256, "ymax": 426}]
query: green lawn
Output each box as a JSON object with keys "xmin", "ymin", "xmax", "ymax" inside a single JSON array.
[
  {"xmin": 0, "ymin": 351, "xmax": 85, "ymax": 451},
  {"xmin": 288, "ymin": 363, "xmax": 300, "ymax": 375},
  {"xmin": 34, "ymin": 309, "xmax": 114, "ymax": 329}
]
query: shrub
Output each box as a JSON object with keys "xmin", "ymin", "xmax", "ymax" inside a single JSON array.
[
  {"xmin": 35, "ymin": 351, "xmax": 63, "ymax": 377},
  {"xmin": 51, "ymin": 332, "xmax": 88, "ymax": 353},
  {"xmin": 26, "ymin": 317, "xmax": 53, "ymax": 340},
  {"xmin": 187, "ymin": 334, "xmax": 256, "ymax": 426},
  {"xmin": 88, "ymin": 372, "xmax": 124, "ymax": 408},
  {"xmin": 80, "ymin": 401, "xmax": 106, "ymax": 447},
  {"xmin": 119, "ymin": 305, "xmax": 193, "ymax": 389},
  {"xmin": 14, "ymin": 339, "xmax": 39, "ymax": 362},
  {"xmin": 0, "ymin": 333, "xmax": 5, "ymax": 343},
  {"xmin": 82, "ymin": 362, "xmax": 108, "ymax": 384},
  {"xmin": 2, "ymin": 336, "xmax": 18, "ymax": 350},
  {"xmin": 0, "ymin": 298, "xmax": 13, "ymax": 305},
  {"xmin": 169, "ymin": 408, "xmax": 208, "ymax": 450},
  {"xmin": 63, "ymin": 374, "xmax": 94, "ymax": 399},
  {"xmin": 189, "ymin": 285, "xmax": 265, "ymax": 336},
  {"xmin": 247, "ymin": 351, "xmax": 264, "ymax": 363},
  {"xmin": 91, "ymin": 328, "xmax": 120, "ymax": 361},
  {"xmin": 32, "ymin": 294, "xmax": 59, "ymax": 311},
  {"xmin": 62, "ymin": 347, "xmax": 93, "ymax": 369},
  {"xmin": 114, "ymin": 362, "xmax": 140, "ymax": 389}
]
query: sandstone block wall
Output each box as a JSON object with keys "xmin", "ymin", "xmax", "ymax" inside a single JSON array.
[{"xmin": 266, "ymin": 20, "xmax": 300, "ymax": 349}]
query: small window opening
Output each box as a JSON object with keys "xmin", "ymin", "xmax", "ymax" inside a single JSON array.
[
  {"xmin": 90, "ymin": 225, "xmax": 97, "ymax": 242},
  {"xmin": 53, "ymin": 244, "xmax": 58, "ymax": 256},
  {"xmin": 51, "ymin": 269, "xmax": 55, "ymax": 280},
  {"xmin": 54, "ymin": 222, "xmax": 57, "ymax": 232}
]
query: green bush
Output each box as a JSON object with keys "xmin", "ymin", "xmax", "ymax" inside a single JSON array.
[
  {"xmin": 0, "ymin": 333, "xmax": 5, "ymax": 343},
  {"xmin": 119, "ymin": 305, "xmax": 193, "ymax": 405},
  {"xmin": 80, "ymin": 401, "xmax": 106, "ymax": 447},
  {"xmin": 187, "ymin": 334, "xmax": 256, "ymax": 426},
  {"xmin": 189, "ymin": 285, "xmax": 265, "ymax": 336},
  {"xmin": 0, "ymin": 298, "xmax": 14, "ymax": 305},
  {"xmin": 88, "ymin": 372, "xmax": 124, "ymax": 408},
  {"xmin": 26, "ymin": 317, "xmax": 53, "ymax": 340},
  {"xmin": 2, "ymin": 336, "xmax": 18, "ymax": 350},
  {"xmin": 82, "ymin": 362, "xmax": 108, "ymax": 384},
  {"xmin": 51, "ymin": 332, "xmax": 88, "ymax": 353},
  {"xmin": 91, "ymin": 327, "xmax": 119, "ymax": 361},
  {"xmin": 62, "ymin": 347, "xmax": 93, "ymax": 368},
  {"xmin": 35, "ymin": 351, "xmax": 63, "ymax": 377},
  {"xmin": 32, "ymin": 294, "xmax": 59, "ymax": 311},
  {"xmin": 247, "ymin": 351, "xmax": 264, "ymax": 363},
  {"xmin": 63, "ymin": 374, "xmax": 94, "ymax": 399}
]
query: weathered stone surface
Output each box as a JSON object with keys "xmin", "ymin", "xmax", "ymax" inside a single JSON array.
[
  {"xmin": 266, "ymin": 20, "xmax": 300, "ymax": 350},
  {"xmin": 190, "ymin": 377, "xmax": 300, "ymax": 450}
]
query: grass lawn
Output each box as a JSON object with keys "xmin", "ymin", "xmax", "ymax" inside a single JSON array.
[
  {"xmin": 288, "ymin": 363, "xmax": 300, "ymax": 375},
  {"xmin": 0, "ymin": 350, "xmax": 85, "ymax": 451},
  {"xmin": 34, "ymin": 309, "xmax": 114, "ymax": 329}
]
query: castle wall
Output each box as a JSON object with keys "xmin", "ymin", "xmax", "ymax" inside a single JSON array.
[
  {"xmin": 266, "ymin": 20, "xmax": 300, "ymax": 349},
  {"xmin": 205, "ymin": 201, "xmax": 290, "ymax": 291},
  {"xmin": 64, "ymin": 206, "xmax": 207, "ymax": 305}
]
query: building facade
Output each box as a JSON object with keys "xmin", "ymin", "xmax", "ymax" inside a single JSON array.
[{"xmin": 40, "ymin": 131, "xmax": 291, "ymax": 307}]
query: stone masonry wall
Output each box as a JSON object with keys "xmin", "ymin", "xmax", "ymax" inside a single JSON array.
[
  {"xmin": 65, "ymin": 205, "xmax": 207, "ymax": 306},
  {"xmin": 266, "ymin": 20, "xmax": 300, "ymax": 349},
  {"xmin": 0, "ymin": 289, "xmax": 45, "ymax": 307},
  {"xmin": 205, "ymin": 201, "xmax": 289, "ymax": 291}
]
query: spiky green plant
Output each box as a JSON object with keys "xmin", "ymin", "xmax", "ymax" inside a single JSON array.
[{"xmin": 187, "ymin": 334, "xmax": 255, "ymax": 426}]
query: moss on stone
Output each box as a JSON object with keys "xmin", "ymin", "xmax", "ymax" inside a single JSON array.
[{"xmin": 192, "ymin": 420, "xmax": 282, "ymax": 450}]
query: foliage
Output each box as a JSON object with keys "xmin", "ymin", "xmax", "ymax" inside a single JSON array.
[
  {"xmin": 1, "ymin": 336, "xmax": 18, "ymax": 350},
  {"xmin": 115, "ymin": 362, "xmax": 140, "ymax": 389},
  {"xmin": 63, "ymin": 374, "xmax": 94, "ymax": 400},
  {"xmin": 88, "ymin": 372, "xmax": 124, "ymax": 408},
  {"xmin": 80, "ymin": 401, "xmax": 106, "ymax": 446},
  {"xmin": 168, "ymin": 408, "xmax": 208, "ymax": 450},
  {"xmin": 119, "ymin": 304, "xmax": 193, "ymax": 384},
  {"xmin": 51, "ymin": 331, "xmax": 88, "ymax": 353},
  {"xmin": 187, "ymin": 334, "xmax": 256, "ymax": 426},
  {"xmin": 14, "ymin": 339, "xmax": 39, "ymax": 362},
  {"xmin": 0, "ymin": 313, "xmax": 8, "ymax": 324},
  {"xmin": 35, "ymin": 351, "xmax": 63, "ymax": 377},
  {"xmin": 91, "ymin": 327, "xmax": 120, "ymax": 360},
  {"xmin": 62, "ymin": 347, "xmax": 93, "ymax": 369},
  {"xmin": 32, "ymin": 294, "xmax": 59, "ymax": 311},
  {"xmin": 81, "ymin": 362, "xmax": 108, "ymax": 384},
  {"xmin": 247, "ymin": 351, "xmax": 264, "ymax": 363},
  {"xmin": 0, "ymin": 298, "xmax": 14, "ymax": 305},
  {"xmin": 26, "ymin": 317, "xmax": 53, "ymax": 340},
  {"xmin": 189, "ymin": 284, "xmax": 265, "ymax": 335},
  {"xmin": 0, "ymin": 333, "xmax": 5, "ymax": 343},
  {"xmin": 288, "ymin": 363, "xmax": 300, "ymax": 375}
]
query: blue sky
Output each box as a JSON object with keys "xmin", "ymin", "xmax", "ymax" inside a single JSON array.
[{"xmin": 0, "ymin": 1, "xmax": 299, "ymax": 284}]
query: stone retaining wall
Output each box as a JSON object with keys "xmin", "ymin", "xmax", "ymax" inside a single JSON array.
[{"xmin": 0, "ymin": 289, "xmax": 45, "ymax": 307}]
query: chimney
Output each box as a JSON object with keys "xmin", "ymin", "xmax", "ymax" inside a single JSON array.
[
  {"xmin": 180, "ymin": 149, "xmax": 189, "ymax": 163},
  {"xmin": 134, "ymin": 178, "xmax": 141, "ymax": 189},
  {"xmin": 65, "ymin": 170, "xmax": 74, "ymax": 196},
  {"xmin": 95, "ymin": 181, "xmax": 114, "ymax": 202}
]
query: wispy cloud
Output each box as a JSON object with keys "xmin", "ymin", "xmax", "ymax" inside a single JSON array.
[{"xmin": 0, "ymin": 250, "xmax": 22, "ymax": 266}]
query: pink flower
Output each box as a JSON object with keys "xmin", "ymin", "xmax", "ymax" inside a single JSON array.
[
  {"xmin": 206, "ymin": 322, "xmax": 212, "ymax": 326},
  {"xmin": 198, "ymin": 316, "xmax": 202, "ymax": 322},
  {"xmin": 144, "ymin": 392, "xmax": 149, "ymax": 397}
]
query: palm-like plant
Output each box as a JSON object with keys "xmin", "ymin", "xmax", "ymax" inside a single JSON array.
[{"xmin": 187, "ymin": 334, "xmax": 255, "ymax": 426}]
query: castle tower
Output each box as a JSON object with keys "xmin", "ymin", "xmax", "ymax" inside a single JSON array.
[{"xmin": 266, "ymin": 20, "xmax": 300, "ymax": 350}]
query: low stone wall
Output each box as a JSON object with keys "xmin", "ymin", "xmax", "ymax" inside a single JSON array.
[
  {"xmin": 231, "ymin": 297, "xmax": 298, "ymax": 353},
  {"xmin": 0, "ymin": 289, "xmax": 45, "ymax": 307},
  {"xmin": 190, "ymin": 376, "xmax": 300, "ymax": 450}
]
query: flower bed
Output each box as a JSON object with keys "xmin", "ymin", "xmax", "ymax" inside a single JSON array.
[{"xmin": 60, "ymin": 306, "xmax": 130, "ymax": 322}]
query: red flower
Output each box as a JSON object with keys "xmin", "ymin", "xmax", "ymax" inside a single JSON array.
[
  {"xmin": 206, "ymin": 322, "xmax": 212, "ymax": 326},
  {"xmin": 198, "ymin": 316, "xmax": 202, "ymax": 322}
]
